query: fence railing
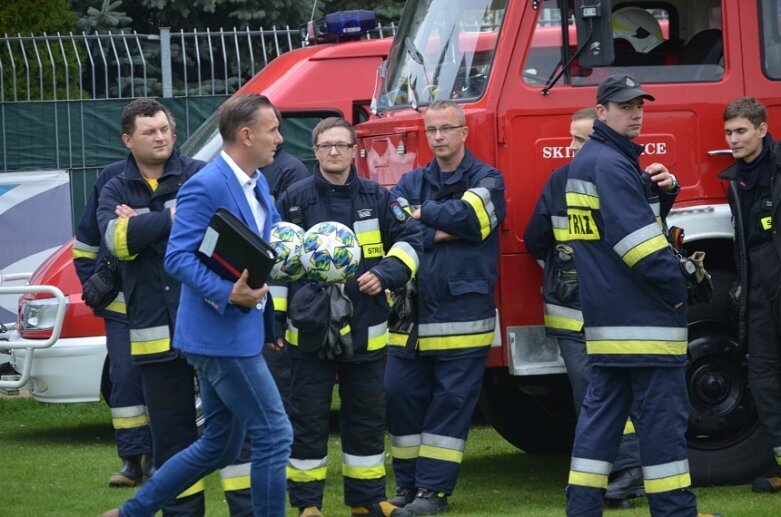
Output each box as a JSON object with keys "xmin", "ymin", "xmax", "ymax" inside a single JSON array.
[{"xmin": 0, "ymin": 23, "xmax": 396, "ymax": 102}]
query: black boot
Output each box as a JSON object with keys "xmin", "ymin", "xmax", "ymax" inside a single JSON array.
[
  {"xmin": 108, "ymin": 456, "xmax": 143, "ymax": 487},
  {"xmin": 605, "ymin": 467, "xmax": 645, "ymax": 500},
  {"xmin": 140, "ymin": 453, "xmax": 155, "ymax": 482},
  {"xmin": 403, "ymin": 489, "xmax": 449, "ymax": 515},
  {"xmin": 389, "ymin": 487, "xmax": 417, "ymax": 507}
]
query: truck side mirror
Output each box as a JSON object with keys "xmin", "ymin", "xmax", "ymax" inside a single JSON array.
[{"xmin": 573, "ymin": 0, "xmax": 614, "ymax": 67}]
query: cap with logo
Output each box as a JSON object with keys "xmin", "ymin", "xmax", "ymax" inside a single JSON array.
[{"xmin": 597, "ymin": 74, "xmax": 655, "ymax": 105}]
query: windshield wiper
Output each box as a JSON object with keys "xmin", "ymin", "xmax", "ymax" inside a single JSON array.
[{"xmin": 541, "ymin": 27, "xmax": 593, "ymax": 96}]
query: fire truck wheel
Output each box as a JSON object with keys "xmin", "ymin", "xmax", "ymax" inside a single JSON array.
[
  {"xmin": 686, "ymin": 269, "xmax": 775, "ymax": 485},
  {"xmin": 479, "ymin": 368, "xmax": 575, "ymax": 454}
]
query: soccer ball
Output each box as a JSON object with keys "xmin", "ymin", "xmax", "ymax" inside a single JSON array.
[
  {"xmin": 301, "ymin": 221, "xmax": 362, "ymax": 284},
  {"xmin": 269, "ymin": 222, "xmax": 306, "ymax": 282}
]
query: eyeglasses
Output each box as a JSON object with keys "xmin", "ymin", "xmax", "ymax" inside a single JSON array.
[
  {"xmin": 424, "ymin": 125, "xmax": 465, "ymax": 136},
  {"xmin": 313, "ymin": 142, "xmax": 354, "ymax": 152}
]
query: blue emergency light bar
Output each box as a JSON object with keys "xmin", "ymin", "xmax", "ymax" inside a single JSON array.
[{"xmin": 302, "ymin": 10, "xmax": 377, "ymax": 44}]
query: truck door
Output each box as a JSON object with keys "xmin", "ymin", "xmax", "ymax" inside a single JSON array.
[
  {"xmin": 741, "ymin": 0, "xmax": 781, "ymax": 123},
  {"xmin": 496, "ymin": 0, "xmax": 744, "ymax": 329}
]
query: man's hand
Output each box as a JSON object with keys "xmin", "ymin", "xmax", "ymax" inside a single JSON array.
[
  {"xmin": 434, "ymin": 230, "xmax": 456, "ymax": 242},
  {"xmin": 266, "ymin": 337, "xmax": 285, "ymax": 352},
  {"xmin": 412, "ymin": 208, "xmax": 421, "ymax": 219},
  {"xmin": 645, "ymin": 163, "xmax": 677, "ymax": 191},
  {"xmin": 229, "ymin": 270, "xmax": 269, "ymax": 308},
  {"xmin": 169, "ymin": 206, "xmax": 176, "ymax": 221},
  {"xmin": 357, "ymin": 271, "xmax": 383, "ymax": 296},
  {"xmin": 115, "ymin": 204, "xmax": 138, "ymax": 218}
]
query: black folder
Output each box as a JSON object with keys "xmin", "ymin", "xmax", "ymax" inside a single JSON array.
[{"xmin": 197, "ymin": 207, "xmax": 277, "ymax": 289}]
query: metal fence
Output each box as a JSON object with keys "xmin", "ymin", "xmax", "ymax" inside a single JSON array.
[{"xmin": 0, "ymin": 23, "xmax": 396, "ymax": 102}]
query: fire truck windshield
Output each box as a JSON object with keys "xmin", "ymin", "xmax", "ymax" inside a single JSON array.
[{"xmin": 375, "ymin": 0, "xmax": 506, "ymax": 111}]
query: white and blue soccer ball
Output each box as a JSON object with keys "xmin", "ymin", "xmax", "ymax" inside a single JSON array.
[
  {"xmin": 269, "ymin": 222, "xmax": 306, "ymax": 282},
  {"xmin": 301, "ymin": 221, "xmax": 361, "ymax": 284}
]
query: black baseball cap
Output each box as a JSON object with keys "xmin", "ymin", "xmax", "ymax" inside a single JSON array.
[{"xmin": 597, "ymin": 74, "xmax": 655, "ymax": 105}]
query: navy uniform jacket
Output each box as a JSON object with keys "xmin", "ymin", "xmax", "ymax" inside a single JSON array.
[
  {"xmin": 389, "ymin": 149, "xmax": 506, "ymax": 357},
  {"xmin": 276, "ymin": 166, "xmax": 422, "ymax": 361},
  {"xmin": 525, "ymin": 163, "xmax": 584, "ymax": 339},
  {"xmin": 261, "ymin": 148, "xmax": 310, "ymax": 203},
  {"xmin": 72, "ymin": 161, "xmax": 127, "ymax": 320},
  {"xmin": 97, "ymin": 149, "xmax": 205, "ymax": 363},
  {"xmin": 565, "ymin": 120, "xmax": 686, "ymax": 367}
]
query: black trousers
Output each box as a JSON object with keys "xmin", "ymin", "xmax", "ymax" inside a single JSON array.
[{"xmin": 748, "ymin": 242, "xmax": 781, "ymax": 469}]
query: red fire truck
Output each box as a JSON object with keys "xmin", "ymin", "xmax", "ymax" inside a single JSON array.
[{"xmin": 354, "ymin": 0, "xmax": 781, "ymax": 486}]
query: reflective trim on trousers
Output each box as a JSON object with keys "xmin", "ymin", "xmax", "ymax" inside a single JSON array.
[
  {"xmin": 642, "ymin": 459, "xmax": 692, "ymax": 494},
  {"xmin": 343, "ymin": 452, "xmax": 386, "ymax": 480},
  {"xmin": 419, "ymin": 432, "xmax": 465, "ymax": 464},
  {"xmin": 111, "ymin": 404, "xmax": 150, "ymax": 430},
  {"xmin": 391, "ymin": 433, "xmax": 421, "ymax": 460},
  {"xmin": 568, "ymin": 457, "xmax": 612, "ymax": 489},
  {"xmin": 220, "ymin": 462, "xmax": 251, "ymax": 491},
  {"xmin": 287, "ymin": 457, "xmax": 328, "ymax": 483},
  {"xmin": 176, "ymin": 479, "xmax": 205, "ymax": 499}
]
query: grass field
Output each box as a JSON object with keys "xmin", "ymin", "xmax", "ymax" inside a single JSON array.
[{"xmin": 0, "ymin": 396, "xmax": 778, "ymax": 516}]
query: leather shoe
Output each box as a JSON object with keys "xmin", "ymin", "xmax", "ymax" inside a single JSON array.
[{"xmin": 605, "ymin": 467, "xmax": 645, "ymax": 500}]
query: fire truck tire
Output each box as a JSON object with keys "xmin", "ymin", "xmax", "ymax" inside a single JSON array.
[
  {"xmin": 686, "ymin": 269, "xmax": 775, "ymax": 485},
  {"xmin": 479, "ymin": 369, "xmax": 575, "ymax": 454}
]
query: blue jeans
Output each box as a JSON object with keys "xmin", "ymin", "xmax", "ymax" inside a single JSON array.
[{"xmin": 120, "ymin": 352, "xmax": 292, "ymax": 517}]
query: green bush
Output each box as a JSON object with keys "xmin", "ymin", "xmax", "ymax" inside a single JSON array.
[{"xmin": 0, "ymin": 0, "xmax": 86, "ymax": 101}]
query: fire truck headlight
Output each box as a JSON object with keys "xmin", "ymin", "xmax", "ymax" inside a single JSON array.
[{"xmin": 20, "ymin": 297, "xmax": 66, "ymax": 331}]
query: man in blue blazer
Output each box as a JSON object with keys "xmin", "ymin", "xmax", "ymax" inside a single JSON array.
[{"xmin": 105, "ymin": 94, "xmax": 293, "ymax": 517}]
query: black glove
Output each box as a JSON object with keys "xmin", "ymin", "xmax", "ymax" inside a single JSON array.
[
  {"xmin": 289, "ymin": 283, "xmax": 329, "ymax": 353},
  {"xmin": 82, "ymin": 259, "xmax": 121, "ymax": 312},
  {"xmin": 554, "ymin": 244, "xmax": 579, "ymax": 303},
  {"xmin": 319, "ymin": 284, "xmax": 354, "ymax": 361},
  {"xmin": 389, "ymin": 282, "xmax": 416, "ymax": 333}
]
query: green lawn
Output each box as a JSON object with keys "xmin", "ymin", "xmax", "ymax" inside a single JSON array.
[{"xmin": 0, "ymin": 396, "xmax": 777, "ymax": 516}]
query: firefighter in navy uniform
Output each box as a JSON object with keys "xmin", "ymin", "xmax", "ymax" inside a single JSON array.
[
  {"xmin": 386, "ymin": 100, "xmax": 506, "ymax": 515},
  {"xmin": 718, "ymin": 97, "xmax": 781, "ymax": 494},
  {"xmin": 262, "ymin": 106, "xmax": 311, "ymax": 414},
  {"xmin": 96, "ymin": 98, "xmax": 253, "ymax": 516},
  {"xmin": 276, "ymin": 117, "xmax": 422, "ymax": 517},
  {"xmin": 524, "ymin": 107, "xmax": 644, "ymax": 509},
  {"xmin": 73, "ymin": 160, "xmax": 153, "ymax": 488},
  {"xmin": 564, "ymin": 75, "xmax": 720, "ymax": 517}
]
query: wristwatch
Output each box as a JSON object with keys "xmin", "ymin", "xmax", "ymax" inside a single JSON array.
[{"xmin": 666, "ymin": 173, "xmax": 679, "ymax": 192}]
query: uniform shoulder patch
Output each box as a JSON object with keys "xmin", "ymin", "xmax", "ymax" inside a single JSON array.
[{"xmin": 390, "ymin": 201, "xmax": 407, "ymax": 222}]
